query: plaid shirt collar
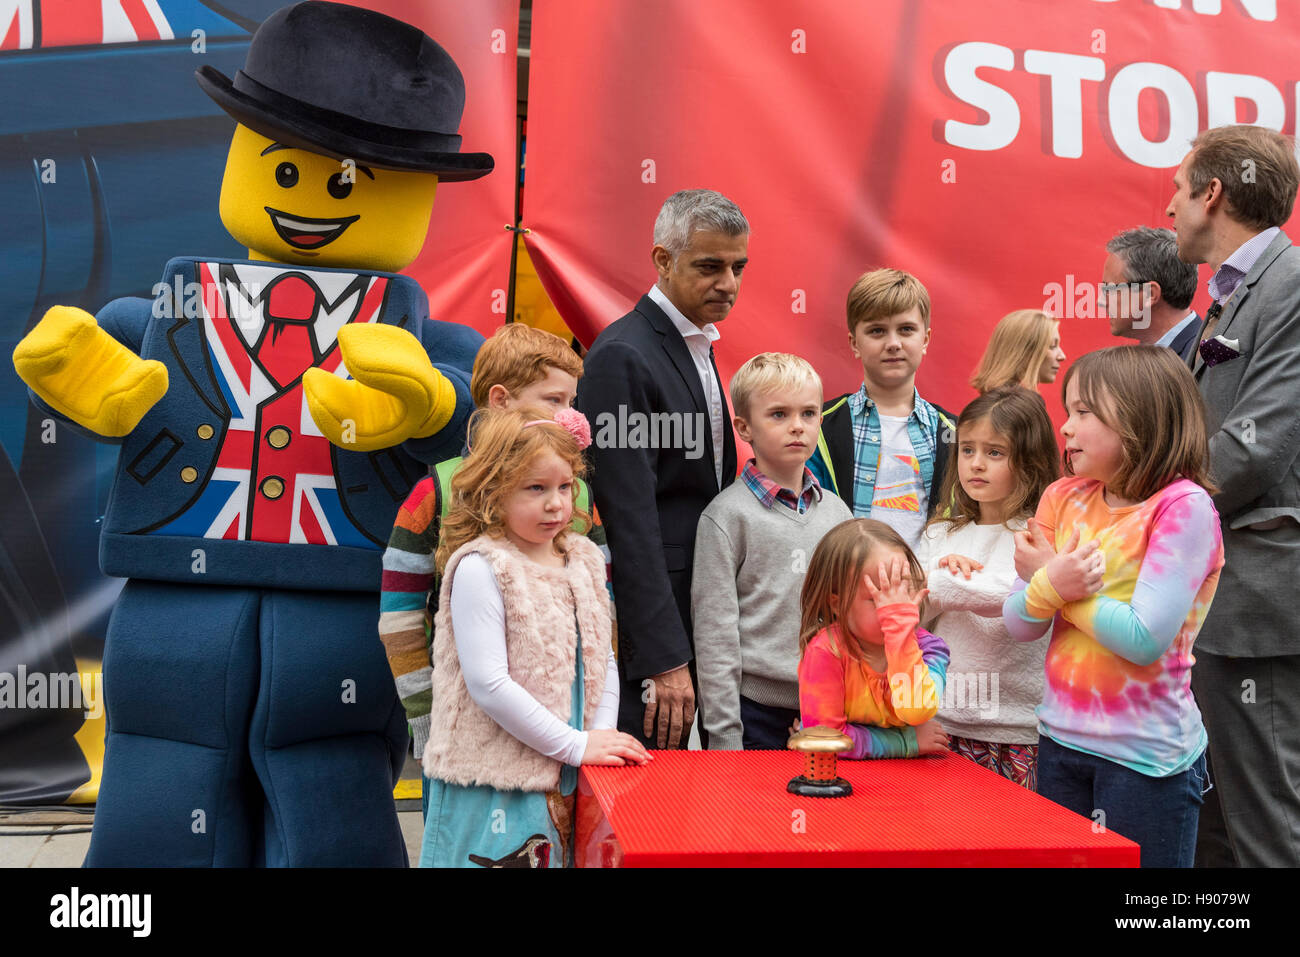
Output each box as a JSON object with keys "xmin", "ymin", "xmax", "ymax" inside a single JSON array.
[{"xmin": 741, "ymin": 459, "xmax": 822, "ymax": 514}]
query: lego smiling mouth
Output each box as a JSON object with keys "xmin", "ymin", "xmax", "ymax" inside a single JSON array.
[{"xmin": 265, "ymin": 207, "xmax": 360, "ymax": 250}]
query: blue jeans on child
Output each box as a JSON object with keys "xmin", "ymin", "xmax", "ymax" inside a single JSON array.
[{"xmin": 1036, "ymin": 735, "xmax": 1207, "ymax": 867}]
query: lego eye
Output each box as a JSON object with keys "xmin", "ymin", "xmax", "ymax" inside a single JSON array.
[
  {"xmin": 275, "ymin": 162, "xmax": 299, "ymax": 188},
  {"xmin": 327, "ymin": 173, "xmax": 353, "ymax": 199}
]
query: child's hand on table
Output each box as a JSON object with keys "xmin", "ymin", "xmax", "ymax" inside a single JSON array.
[
  {"xmin": 583, "ymin": 729, "xmax": 652, "ymax": 766},
  {"xmin": 862, "ymin": 556, "xmax": 929, "ymax": 610},
  {"xmin": 915, "ymin": 719, "xmax": 949, "ymax": 756},
  {"xmin": 938, "ymin": 554, "xmax": 984, "ymax": 579}
]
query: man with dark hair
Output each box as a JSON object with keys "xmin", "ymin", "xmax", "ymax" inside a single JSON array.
[
  {"xmin": 577, "ymin": 189, "xmax": 747, "ymax": 750},
  {"xmin": 1101, "ymin": 226, "xmax": 1200, "ymax": 361},
  {"xmin": 1167, "ymin": 123, "xmax": 1300, "ymax": 867}
]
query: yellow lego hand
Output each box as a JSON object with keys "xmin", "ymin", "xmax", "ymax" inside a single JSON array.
[
  {"xmin": 12, "ymin": 305, "xmax": 168, "ymax": 437},
  {"xmin": 303, "ymin": 323, "xmax": 456, "ymax": 452}
]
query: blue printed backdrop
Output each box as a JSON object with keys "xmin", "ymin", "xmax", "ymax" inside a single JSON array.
[
  {"xmin": 0, "ymin": 0, "xmax": 283, "ymax": 805},
  {"xmin": 1, "ymin": 0, "xmax": 519, "ymax": 805}
]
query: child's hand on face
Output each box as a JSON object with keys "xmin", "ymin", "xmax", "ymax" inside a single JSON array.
[
  {"xmin": 582, "ymin": 729, "xmax": 652, "ymax": 766},
  {"xmin": 1044, "ymin": 528, "xmax": 1105, "ymax": 602},
  {"xmin": 915, "ymin": 719, "xmax": 948, "ymax": 756},
  {"xmin": 1013, "ymin": 518, "xmax": 1057, "ymax": 582},
  {"xmin": 861, "ymin": 556, "xmax": 929, "ymax": 610},
  {"xmin": 938, "ymin": 554, "xmax": 984, "ymax": 580}
]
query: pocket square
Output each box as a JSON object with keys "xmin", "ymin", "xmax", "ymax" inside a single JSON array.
[{"xmin": 1199, "ymin": 334, "xmax": 1242, "ymax": 368}]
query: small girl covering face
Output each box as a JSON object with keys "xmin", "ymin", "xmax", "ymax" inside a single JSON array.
[
  {"xmin": 420, "ymin": 407, "xmax": 649, "ymax": 869},
  {"xmin": 798, "ymin": 519, "xmax": 951, "ymax": 758},
  {"xmin": 1005, "ymin": 346, "xmax": 1223, "ymax": 868},
  {"xmin": 919, "ymin": 386, "xmax": 1060, "ymax": 789}
]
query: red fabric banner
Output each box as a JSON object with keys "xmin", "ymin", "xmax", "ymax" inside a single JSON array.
[
  {"xmin": 523, "ymin": 0, "xmax": 1298, "ymax": 429},
  {"xmin": 352, "ymin": 0, "xmax": 518, "ymax": 337}
]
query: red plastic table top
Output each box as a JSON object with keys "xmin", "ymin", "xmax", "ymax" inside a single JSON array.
[{"xmin": 577, "ymin": 750, "xmax": 1139, "ymax": 867}]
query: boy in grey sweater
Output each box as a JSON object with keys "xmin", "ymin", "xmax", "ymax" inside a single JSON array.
[{"xmin": 691, "ymin": 353, "xmax": 852, "ymax": 749}]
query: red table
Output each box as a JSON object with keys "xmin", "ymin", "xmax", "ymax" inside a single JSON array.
[{"xmin": 576, "ymin": 750, "xmax": 1139, "ymax": 867}]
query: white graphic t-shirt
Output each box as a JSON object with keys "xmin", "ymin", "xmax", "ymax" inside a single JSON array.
[{"xmin": 870, "ymin": 414, "xmax": 928, "ymax": 552}]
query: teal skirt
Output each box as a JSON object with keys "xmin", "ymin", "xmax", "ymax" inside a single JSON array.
[{"xmin": 419, "ymin": 633, "xmax": 584, "ymax": 869}]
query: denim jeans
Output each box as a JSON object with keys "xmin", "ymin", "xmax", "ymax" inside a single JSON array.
[
  {"xmin": 1036, "ymin": 735, "xmax": 1207, "ymax": 867},
  {"xmin": 739, "ymin": 695, "xmax": 801, "ymax": 750}
]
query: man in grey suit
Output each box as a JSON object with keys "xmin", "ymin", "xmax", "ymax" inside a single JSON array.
[
  {"xmin": 1101, "ymin": 226, "xmax": 1200, "ymax": 362},
  {"xmin": 1167, "ymin": 123, "xmax": 1300, "ymax": 867}
]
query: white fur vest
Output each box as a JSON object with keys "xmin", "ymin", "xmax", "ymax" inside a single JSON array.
[{"xmin": 421, "ymin": 532, "xmax": 611, "ymax": 791}]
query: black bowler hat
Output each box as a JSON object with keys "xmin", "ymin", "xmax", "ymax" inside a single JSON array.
[{"xmin": 196, "ymin": 1, "xmax": 493, "ymax": 180}]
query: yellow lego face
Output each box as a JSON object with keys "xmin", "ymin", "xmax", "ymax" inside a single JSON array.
[{"xmin": 218, "ymin": 124, "xmax": 438, "ymax": 273}]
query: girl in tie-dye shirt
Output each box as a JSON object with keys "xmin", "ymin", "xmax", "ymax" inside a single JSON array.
[
  {"xmin": 798, "ymin": 518, "xmax": 950, "ymax": 759},
  {"xmin": 1005, "ymin": 347, "xmax": 1223, "ymax": 867}
]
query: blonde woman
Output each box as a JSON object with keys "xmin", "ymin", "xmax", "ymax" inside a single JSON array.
[{"xmin": 970, "ymin": 310, "xmax": 1065, "ymax": 394}]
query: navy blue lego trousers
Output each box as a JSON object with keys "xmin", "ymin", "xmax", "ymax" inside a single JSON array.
[{"xmin": 84, "ymin": 580, "xmax": 409, "ymax": 867}]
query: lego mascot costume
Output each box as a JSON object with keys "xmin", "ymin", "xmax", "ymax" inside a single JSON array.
[{"xmin": 11, "ymin": 1, "xmax": 491, "ymax": 866}]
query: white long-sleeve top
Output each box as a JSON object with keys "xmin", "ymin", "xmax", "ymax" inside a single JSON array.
[
  {"xmin": 917, "ymin": 518, "xmax": 1045, "ymax": 744},
  {"xmin": 450, "ymin": 553, "xmax": 620, "ymax": 767}
]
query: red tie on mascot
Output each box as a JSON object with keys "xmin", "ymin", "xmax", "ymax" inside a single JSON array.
[{"xmin": 12, "ymin": 1, "xmax": 492, "ymax": 866}]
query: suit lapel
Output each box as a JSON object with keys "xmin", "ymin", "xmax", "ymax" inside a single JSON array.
[
  {"xmin": 1215, "ymin": 231, "xmax": 1291, "ymax": 342},
  {"xmin": 708, "ymin": 346, "xmax": 736, "ymax": 483},
  {"xmin": 1193, "ymin": 231, "xmax": 1292, "ymax": 378},
  {"xmin": 164, "ymin": 261, "xmax": 229, "ymax": 418},
  {"xmin": 638, "ymin": 295, "xmax": 732, "ymax": 487},
  {"xmin": 1172, "ymin": 314, "xmax": 1198, "ymax": 363},
  {"xmin": 638, "ymin": 296, "xmax": 708, "ymax": 414}
]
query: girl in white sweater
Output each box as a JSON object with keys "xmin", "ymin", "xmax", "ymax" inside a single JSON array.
[{"xmin": 918, "ymin": 386, "xmax": 1059, "ymax": 789}]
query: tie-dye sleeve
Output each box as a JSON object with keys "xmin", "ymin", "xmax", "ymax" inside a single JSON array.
[
  {"xmin": 878, "ymin": 604, "xmax": 943, "ymax": 725},
  {"xmin": 850, "ymin": 724, "xmax": 919, "ymax": 759},
  {"xmin": 799, "ymin": 635, "xmax": 922, "ymax": 759},
  {"xmin": 1061, "ymin": 487, "xmax": 1222, "ymax": 667},
  {"xmin": 1002, "ymin": 482, "xmax": 1063, "ymax": 641},
  {"xmin": 1003, "ymin": 583, "xmax": 1055, "ymax": 642},
  {"xmin": 799, "ymin": 637, "xmax": 850, "ymax": 734},
  {"xmin": 916, "ymin": 627, "xmax": 950, "ymax": 702}
]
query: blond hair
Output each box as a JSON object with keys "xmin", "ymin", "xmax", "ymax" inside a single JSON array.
[
  {"xmin": 798, "ymin": 519, "xmax": 925, "ymax": 663},
  {"xmin": 970, "ymin": 309, "xmax": 1058, "ymax": 393},
  {"xmin": 469, "ymin": 323, "xmax": 583, "ymax": 408},
  {"xmin": 436, "ymin": 407, "xmax": 591, "ymax": 574},
  {"xmin": 1061, "ymin": 346, "xmax": 1216, "ymax": 501},
  {"xmin": 729, "ymin": 352, "xmax": 822, "ymax": 420},
  {"xmin": 846, "ymin": 268, "xmax": 931, "ymax": 334}
]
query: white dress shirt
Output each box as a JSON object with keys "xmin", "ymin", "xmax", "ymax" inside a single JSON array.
[{"xmin": 648, "ymin": 284, "xmax": 725, "ymax": 488}]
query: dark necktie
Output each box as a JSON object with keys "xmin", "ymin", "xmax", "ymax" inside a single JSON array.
[{"xmin": 1192, "ymin": 301, "xmax": 1224, "ymax": 371}]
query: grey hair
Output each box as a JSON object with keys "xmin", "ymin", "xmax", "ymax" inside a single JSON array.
[
  {"xmin": 652, "ymin": 189, "xmax": 750, "ymax": 258},
  {"xmin": 1106, "ymin": 226, "xmax": 1197, "ymax": 311}
]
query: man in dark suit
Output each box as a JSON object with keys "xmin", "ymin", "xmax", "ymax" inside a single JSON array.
[
  {"xmin": 577, "ymin": 189, "xmax": 747, "ymax": 749},
  {"xmin": 1101, "ymin": 226, "xmax": 1200, "ymax": 361},
  {"xmin": 1168, "ymin": 124, "xmax": 1300, "ymax": 867}
]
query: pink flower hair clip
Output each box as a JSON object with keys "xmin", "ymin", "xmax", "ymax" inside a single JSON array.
[{"xmin": 524, "ymin": 407, "xmax": 592, "ymax": 450}]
